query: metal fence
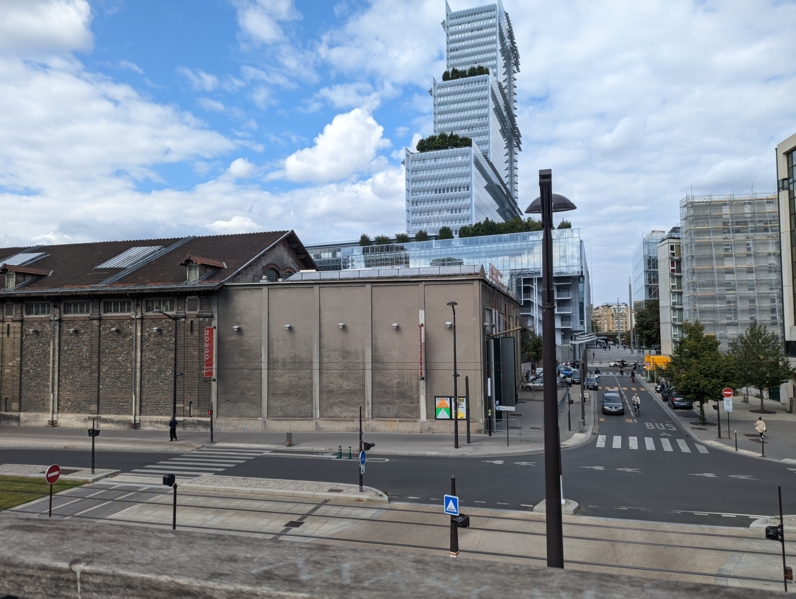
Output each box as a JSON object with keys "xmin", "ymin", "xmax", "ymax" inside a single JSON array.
[{"xmin": 491, "ymin": 418, "xmax": 543, "ymax": 434}]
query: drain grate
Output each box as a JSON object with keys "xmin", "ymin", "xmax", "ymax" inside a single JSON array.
[
  {"xmin": 327, "ymin": 489, "xmax": 343, "ymax": 493},
  {"xmin": 284, "ymin": 521, "xmax": 304, "ymax": 528}
]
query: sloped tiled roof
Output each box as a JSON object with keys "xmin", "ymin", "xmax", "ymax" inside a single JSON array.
[{"xmin": 0, "ymin": 231, "xmax": 315, "ymax": 295}]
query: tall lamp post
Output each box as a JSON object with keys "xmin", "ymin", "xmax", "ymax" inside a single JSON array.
[
  {"xmin": 447, "ymin": 301, "xmax": 459, "ymax": 449},
  {"xmin": 155, "ymin": 310, "xmax": 186, "ymax": 418},
  {"xmin": 526, "ymin": 169, "xmax": 576, "ymax": 569}
]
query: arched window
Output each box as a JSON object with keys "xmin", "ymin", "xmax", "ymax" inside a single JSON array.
[{"xmin": 264, "ymin": 268, "xmax": 280, "ymax": 282}]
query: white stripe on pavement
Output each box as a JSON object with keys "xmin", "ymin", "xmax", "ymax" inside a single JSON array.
[
  {"xmin": 677, "ymin": 439, "xmax": 691, "ymax": 453},
  {"xmin": 696, "ymin": 444, "xmax": 709, "ymax": 454},
  {"xmin": 661, "ymin": 439, "xmax": 673, "ymax": 452},
  {"xmin": 612, "ymin": 436, "xmax": 621, "ymax": 449},
  {"xmin": 629, "ymin": 437, "xmax": 638, "ymax": 449},
  {"xmin": 174, "ymin": 457, "xmax": 246, "ymax": 462},
  {"xmin": 645, "ymin": 437, "xmax": 655, "ymax": 450},
  {"xmin": 129, "ymin": 469, "xmax": 215, "ymax": 476},
  {"xmin": 156, "ymin": 461, "xmax": 238, "ymax": 468},
  {"xmin": 596, "ymin": 435, "xmax": 606, "ymax": 448},
  {"xmin": 141, "ymin": 465, "xmax": 224, "ymax": 472}
]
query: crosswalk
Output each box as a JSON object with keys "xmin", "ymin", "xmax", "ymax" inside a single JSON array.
[
  {"xmin": 128, "ymin": 446, "xmax": 267, "ymax": 480},
  {"xmin": 596, "ymin": 435, "xmax": 708, "ymax": 454}
]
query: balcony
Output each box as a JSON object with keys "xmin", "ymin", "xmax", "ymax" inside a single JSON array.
[
  {"xmin": 554, "ymin": 291, "xmax": 572, "ymax": 300},
  {"xmin": 555, "ymin": 305, "xmax": 573, "ymax": 314}
]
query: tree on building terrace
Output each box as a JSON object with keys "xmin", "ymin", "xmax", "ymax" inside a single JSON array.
[
  {"xmin": 374, "ymin": 235, "xmax": 392, "ymax": 245},
  {"xmin": 437, "ymin": 226, "xmax": 454, "ymax": 239},
  {"xmin": 458, "ymin": 217, "xmax": 543, "ymax": 238},
  {"xmin": 359, "ymin": 234, "xmax": 371, "ymax": 246},
  {"xmin": 557, "ymin": 220, "xmax": 572, "ymax": 229},
  {"xmin": 395, "ymin": 233, "xmax": 410, "ymax": 243},
  {"xmin": 416, "ymin": 132, "xmax": 471, "ymax": 153},
  {"xmin": 415, "ymin": 230, "xmax": 429, "ymax": 241},
  {"xmin": 441, "ymin": 65, "xmax": 489, "ymax": 81}
]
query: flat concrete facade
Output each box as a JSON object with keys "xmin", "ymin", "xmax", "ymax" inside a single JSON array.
[
  {"xmin": 215, "ymin": 269, "xmax": 521, "ymax": 433},
  {"xmin": 777, "ymin": 131, "xmax": 796, "ymax": 408}
]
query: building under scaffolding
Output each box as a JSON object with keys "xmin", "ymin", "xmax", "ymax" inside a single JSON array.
[{"xmin": 680, "ymin": 193, "xmax": 783, "ymax": 351}]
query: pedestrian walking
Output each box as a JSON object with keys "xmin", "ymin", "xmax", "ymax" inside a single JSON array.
[
  {"xmin": 754, "ymin": 417, "xmax": 766, "ymax": 441},
  {"xmin": 169, "ymin": 415, "xmax": 178, "ymax": 442}
]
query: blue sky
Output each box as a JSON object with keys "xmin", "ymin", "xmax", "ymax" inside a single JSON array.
[{"xmin": 1, "ymin": 0, "xmax": 796, "ymax": 304}]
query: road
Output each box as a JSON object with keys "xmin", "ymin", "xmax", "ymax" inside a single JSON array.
[{"xmin": 3, "ymin": 372, "xmax": 795, "ymax": 528}]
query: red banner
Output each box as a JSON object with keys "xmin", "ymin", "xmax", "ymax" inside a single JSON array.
[{"xmin": 204, "ymin": 327, "xmax": 214, "ymax": 378}]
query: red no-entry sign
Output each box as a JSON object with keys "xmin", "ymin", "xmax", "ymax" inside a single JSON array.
[
  {"xmin": 722, "ymin": 387, "xmax": 734, "ymax": 399},
  {"xmin": 45, "ymin": 464, "xmax": 61, "ymax": 485}
]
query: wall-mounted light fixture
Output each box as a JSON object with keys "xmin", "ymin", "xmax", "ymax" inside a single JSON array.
[
  {"xmin": 69, "ymin": 328, "xmax": 79, "ymax": 334},
  {"xmin": 28, "ymin": 328, "xmax": 39, "ymax": 334},
  {"xmin": 232, "ymin": 325, "xmax": 241, "ymax": 332},
  {"xmin": 392, "ymin": 323, "xmax": 399, "ymax": 329},
  {"xmin": 110, "ymin": 326, "xmax": 120, "ymax": 333},
  {"xmin": 338, "ymin": 323, "xmax": 345, "ymax": 329},
  {"xmin": 153, "ymin": 326, "xmax": 162, "ymax": 333},
  {"xmin": 284, "ymin": 324, "xmax": 291, "ymax": 330},
  {"xmin": 445, "ymin": 321, "xmax": 452, "ymax": 328}
]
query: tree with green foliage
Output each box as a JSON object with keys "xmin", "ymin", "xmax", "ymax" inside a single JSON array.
[
  {"xmin": 359, "ymin": 234, "xmax": 371, "ymax": 246},
  {"xmin": 438, "ymin": 226, "xmax": 454, "ymax": 239},
  {"xmin": 664, "ymin": 321, "xmax": 737, "ymax": 424},
  {"xmin": 441, "ymin": 65, "xmax": 489, "ymax": 81},
  {"xmin": 458, "ymin": 217, "xmax": 542, "ymax": 238},
  {"xmin": 395, "ymin": 233, "xmax": 410, "ymax": 243},
  {"xmin": 557, "ymin": 220, "xmax": 572, "ymax": 229},
  {"xmin": 415, "ymin": 230, "xmax": 429, "ymax": 241},
  {"xmin": 729, "ymin": 321, "xmax": 796, "ymax": 411},
  {"xmin": 521, "ymin": 329, "xmax": 543, "ymax": 364},
  {"xmin": 374, "ymin": 235, "xmax": 392, "ymax": 245},
  {"xmin": 634, "ymin": 300, "xmax": 661, "ymax": 349},
  {"xmin": 416, "ymin": 131, "xmax": 472, "ymax": 153}
]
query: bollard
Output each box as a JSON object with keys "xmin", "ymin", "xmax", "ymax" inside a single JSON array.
[
  {"xmin": 285, "ymin": 432, "xmax": 293, "ymax": 447},
  {"xmin": 337, "ymin": 445, "xmax": 342, "ymax": 459},
  {"xmin": 735, "ymin": 430, "xmax": 738, "ymax": 452},
  {"xmin": 348, "ymin": 446, "xmax": 352, "ymax": 460},
  {"xmin": 173, "ymin": 483, "xmax": 178, "ymax": 530},
  {"xmin": 762, "ymin": 434, "xmax": 765, "ymax": 458}
]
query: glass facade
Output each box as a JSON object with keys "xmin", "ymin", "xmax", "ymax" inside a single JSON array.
[
  {"xmin": 632, "ymin": 230, "xmax": 665, "ymax": 307},
  {"xmin": 406, "ymin": 1, "xmax": 521, "ymax": 236},
  {"xmin": 307, "ymin": 229, "xmax": 591, "ymax": 354}
]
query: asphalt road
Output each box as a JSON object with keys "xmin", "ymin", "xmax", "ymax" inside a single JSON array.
[{"xmin": 3, "ymin": 372, "xmax": 795, "ymax": 528}]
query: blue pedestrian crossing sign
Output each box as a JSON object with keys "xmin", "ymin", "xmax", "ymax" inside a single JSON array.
[
  {"xmin": 359, "ymin": 451, "xmax": 366, "ymax": 465},
  {"xmin": 443, "ymin": 494, "xmax": 459, "ymax": 516}
]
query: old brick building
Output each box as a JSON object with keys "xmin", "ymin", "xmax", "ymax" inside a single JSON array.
[{"xmin": 0, "ymin": 231, "xmax": 314, "ymax": 428}]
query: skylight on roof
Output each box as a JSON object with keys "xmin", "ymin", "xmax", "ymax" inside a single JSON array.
[
  {"xmin": 3, "ymin": 252, "xmax": 45, "ymax": 266},
  {"xmin": 96, "ymin": 246, "xmax": 162, "ymax": 269}
]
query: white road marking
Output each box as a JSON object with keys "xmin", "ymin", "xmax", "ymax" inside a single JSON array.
[
  {"xmin": 73, "ymin": 500, "xmax": 114, "ymax": 517},
  {"xmin": 408, "ymin": 497, "xmax": 420, "ymax": 499},
  {"xmin": 474, "ymin": 501, "xmax": 486, "ymax": 504},
  {"xmin": 612, "ymin": 436, "xmax": 622, "ymax": 449},
  {"xmin": 661, "ymin": 438, "xmax": 673, "ymax": 452},
  {"xmin": 514, "ymin": 462, "xmax": 536, "ymax": 466},
  {"xmin": 520, "ymin": 504, "xmax": 533, "ymax": 507},
  {"xmin": 689, "ymin": 473, "xmax": 717, "ymax": 478},
  {"xmin": 482, "ymin": 460, "xmax": 505, "ymax": 464},
  {"xmin": 497, "ymin": 502, "xmax": 509, "ymax": 505},
  {"xmin": 596, "ymin": 435, "xmax": 606, "ymax": 448},
  {"xmin": 645, "ymin": 437, "xmax": 655, "ymax": 450},
  {"xmin": 580, "ymin": 466, "xmax": 605, "ymax": 470},
  {"xmin": 616, "ymin": 468, "xmax": 641, "ymax": 473},
  {"xmin": 629, "ymin": 436, "xmax": 638, "ymax": 450},
  {"xmin": 696, "ymin": 444, "xmax": 709, "ymax": 454},
  {"xmin": 728, "ymin": 475, "xmax": 756, "ymax": 480},
  {"xmin": 676, "ymin": 439, "xmax": 691, "ymax": 453}
]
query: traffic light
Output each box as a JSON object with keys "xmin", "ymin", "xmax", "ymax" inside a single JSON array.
[
  {"xmin": 363, "ymin": 442, "xmax": 375, "ymax": 451},
  {"xmin": 452, "ymin": 514, "xmax": 470, "ymax": 528},
  {"xmin": 766, "ymin": 525, "xmax": 783, "ymax": 541},
  {"xmin": 208, "ymin": 409, "xmax": 213, "ymax": 416},
  {"xmin": 163, "ymin": 474, "xmax": 176, "ymax": 487}
]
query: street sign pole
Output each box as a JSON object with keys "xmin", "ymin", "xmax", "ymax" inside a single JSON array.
[
  {"xmin": 359, "ymin": 406, "xmax": 363, "ymax": 493},
  {"xmin": 91, "ymin": 418, "xmax": 96, "ymax": 474},
  {"xmin": 449, "ymin": 476, "xmax": 458, "ymax": 558},
  {"xmin": 209, "ymin": 409, "xmax": 214, "ymax": 443},
  {"xmin": 45, "ymin": 464, "xmax": 60, "ymax": 517}
]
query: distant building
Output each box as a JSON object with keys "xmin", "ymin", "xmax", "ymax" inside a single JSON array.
[
  {"xmin": 592, "ymin": 303, "xmax": 629, "ymax": 335},
  {"xmin": 306, "ymin": 228, "xmax": 591, "ymax": 361},
  {"xmin": 681, "ymin": 193, "xmax": 782, "ymax": 352},
  {"xmin": 405, "ymin": 1, "xmax": 522, "ymax": 236},
  {"xmin": 632, "ymin": 230, "xmax": 666, "ymax": 307},
  {"xmin": 777, "ymin": 131, "xmax": 796, "ymax": 408},
  {"xmin": 657, "ymin": 227, "xmax": 683, "ymax": 356}
]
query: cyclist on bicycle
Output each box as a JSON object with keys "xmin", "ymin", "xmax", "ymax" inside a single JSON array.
[
  {"xmin": 632, "ymin": 393, "xmax": 641, "ymax": 416},
  {"xmin": 631, "ymin": 369, "xmax": 636, "ymax": 383}
]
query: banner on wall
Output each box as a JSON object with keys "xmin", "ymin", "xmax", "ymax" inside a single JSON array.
[
  {"xmin": 204, "ymin": 327, "xmax": 214, "ymax": 378},
  {"xmin": 434, "ymin": 396, "xmax": 466, "ymax": 420}
]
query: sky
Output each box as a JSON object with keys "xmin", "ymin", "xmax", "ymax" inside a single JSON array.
[{"xmin": 1, "ymin": 0, "xmax": 795, "ymax": 304}]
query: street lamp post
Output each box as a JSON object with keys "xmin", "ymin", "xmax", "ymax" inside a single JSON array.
[
  {"xmin": 526, "ymin": 169, "xmax": 576, "ymax": 569},
  {"xmin": 447, "ymin": 301, "xmax": 459, "ymax": 449},
  {"xmin": 155, "ymin": 310, "xmax": 186, "ymax": 418}
]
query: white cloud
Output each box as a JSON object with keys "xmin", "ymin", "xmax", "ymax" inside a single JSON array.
[
  {"xmin": 282, "ymin": 108, "xmax": 390, "ymax": 183},
  {"xmin": 233, "ymin": 0, "xmax": 299, "ymax": 45},
  {"xmin": 0, "ymin": 0, "xmax": 93, "ymax": 54},
  {"xmin": 206, "ymin": 215, "xmax": 262, "ymax": 234},
  {"xmin": 198, "ymin": 98, "xmax": 225, "ymax": 112},
  {"xmin": 176, "ymin": 66, "xmax": 219, "ymax": 91},
  {"xmin": 119, "ymin": 60, "xmax": 143, "ymax": 74},
  {"xmin": 227, "ymin": 157, "xmax": 255, "ymax": 178}
]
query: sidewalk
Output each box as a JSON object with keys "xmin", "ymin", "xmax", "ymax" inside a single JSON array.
[
  {"xmin": 0, "ymin": 391, "xmax": 594, "ymax": 457},
  {"xmin": 640, "ymin": 379, "xmax": 796, "ymax": 462}
]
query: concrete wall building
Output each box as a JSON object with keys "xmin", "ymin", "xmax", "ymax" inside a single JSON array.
[
  {"xmin": 681, "ymin": 193, "xmax": 782, "ymax": 352},
  {"xmin": 306, "ymin": 228, "xmax": 590, "ymax": 361},
  {"xmin": 592, "ymin": 303, "xmax": 629, "ymax": 335},
  {"xmin": 405, "ymin": 1, "xmax": 522, "ymax": 236},
  {"xmin": 632, "ymin": 230, "xmax": 666, "ymax": 307},
  {"xmin": 777, "ymin": 131, "xmax": 796, "ymax": 408},
  {"xmin": 216, "ymin": 266, "xmax": 520, "ymax": 433},
  {"xmin": 657, "ymin": 227, "xmax": 683, "ymax": 356},
  {"xmin": 0, "ymin": 231, "xmax": 314, "ymax": 428}
]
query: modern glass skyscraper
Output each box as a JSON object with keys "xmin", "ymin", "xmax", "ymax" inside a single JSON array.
[{"xmin": 405, "ymin": 1, "xmax": 522, "ymax": 236}]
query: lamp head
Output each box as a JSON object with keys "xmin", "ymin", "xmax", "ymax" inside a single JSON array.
[
  {"xmin": 447, "ymin": 301, "xmax": 457, "ymax": 307},
  {"xmin": 525, "ymin": 193, "xmax": 577, "ymax": 214}
]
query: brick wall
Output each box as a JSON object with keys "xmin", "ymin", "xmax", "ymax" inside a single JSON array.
[
  {"xmin": 99, "ymin": 319, "xmax": 133, "ymax": 416},
  {"xmin": 141, "ymin": 317, "xmax": 176, "ymax": 417},
  {"xmin": 0, "ymin": 304, "xmax": 22, "ymax": 412},
  {"xmin": 20, "ymin": 319, "xmax": 51, "ymax": 413},
  {"xmin": 58, "ymin": 318, "xmax": 95, "ymax": 413}
]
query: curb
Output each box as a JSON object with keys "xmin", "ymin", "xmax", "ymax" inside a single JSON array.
[
  {"xmin": 0, "ymin": 469, "xmax": 120, "ymax": 483},
  {"xmin": 0, "ymin": 441, "xmax": 201, "ymax": 454},
  {"xmin": 179, "ymin": 482, "xmax": 388, "ymax": 505}
]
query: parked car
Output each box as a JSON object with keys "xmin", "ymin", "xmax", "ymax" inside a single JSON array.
[
  {"xmin": 585, "ymin": 376, "xmax": 599, "ymax": 390},
  {"xmin": 570, "ymin": 371, "xmax": 581, "ymax": 385},
  {"xmin": 602, "ymin": 392, "xmax": 624, "ymax": 415},
  {"xmin": 558, "ymin": 366, "xmax": 573, "ymax": 378},
  {"xmin": 669, "ymin": 389, "xmax": 693, "ymax": 409},
  {"xmin": 608, "ymin": 359, "xmax": 627, "ymax": 368}
]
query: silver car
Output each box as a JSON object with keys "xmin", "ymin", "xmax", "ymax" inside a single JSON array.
[{"xmin": 602, "ymin": 392, "xmax": 624, "ymax": 415}]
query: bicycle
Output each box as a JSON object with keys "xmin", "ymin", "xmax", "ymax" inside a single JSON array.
[{"xmin": 633, "ymin": 403, "xmax": 640, "ymax": 417}]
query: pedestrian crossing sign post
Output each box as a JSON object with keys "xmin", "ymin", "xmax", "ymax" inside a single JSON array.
[{"xmin": 444, "ymin": 494, "xmax": 459, "ymax": 516}]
